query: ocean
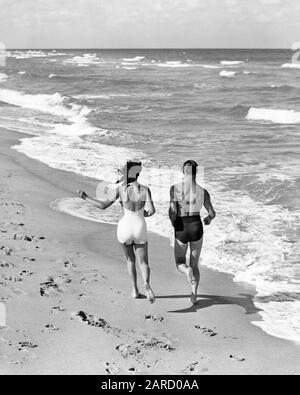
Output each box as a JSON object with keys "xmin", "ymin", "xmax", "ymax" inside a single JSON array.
[{"xmin": 0, "ymin": 49, "xmax": 299, "ymax": 343}]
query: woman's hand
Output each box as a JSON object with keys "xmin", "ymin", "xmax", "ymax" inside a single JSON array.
[{"xmin": 77, "ymin": 190, "xmax": 88, "ymax": 200}]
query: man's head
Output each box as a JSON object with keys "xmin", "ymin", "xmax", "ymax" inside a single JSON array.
[{"xmin": 183, "ymin": 159, "xmax": 198, "ymax": 178}]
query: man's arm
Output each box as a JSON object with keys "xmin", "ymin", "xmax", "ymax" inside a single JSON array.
[
  {"xmin": 169, "ymin": 185, "xmax": 178, "ymax": 226},
  {"xmin": 77, "ymin": 189, "xmax": 118, "ymax": 210},
  {"xmin": 203, "ymin": 189, "xmax": 216, "ymax": 225}
]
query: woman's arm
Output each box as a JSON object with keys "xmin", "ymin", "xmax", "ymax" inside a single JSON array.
[
  {"xmin": 144, "ymin": 188, "xmax": 156, "ymax": 218},
  {"xmin": 203, "ymin": 189, "xmax": 216, "ymax": 225},
  {"xmin": 77, "ymin": 189, "xmax": 118, "ymax": 210},
  {"xmin": 169, "ymin": 185, "xmax": 178, "ymax": 226}
]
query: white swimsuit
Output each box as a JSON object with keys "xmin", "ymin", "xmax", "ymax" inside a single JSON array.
[{"xmin": 117, "ymin": 207, "xmax": 148, "ymax": 245}]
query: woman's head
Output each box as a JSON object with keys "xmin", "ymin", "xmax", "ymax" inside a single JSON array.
[
  {"xmin": 183, "ymin": 159, "xmax": 198, "ymax": 178},
  {"xmin": 118, "ymin": 160, "xmax": 142, "ymax": 185}
]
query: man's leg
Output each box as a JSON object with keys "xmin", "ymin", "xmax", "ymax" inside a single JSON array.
[
  {"xmin": 174, "ymin": 238, "xmax": 195, "ymax": 284},
  {"xmin": 189, "ymin": 238, "xmax": 203, "ymax": 304}
]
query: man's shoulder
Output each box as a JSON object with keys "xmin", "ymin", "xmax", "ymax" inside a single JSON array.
[{"xmin": 196, "ymin": 183, "xmax": 205, "ymax": 192}]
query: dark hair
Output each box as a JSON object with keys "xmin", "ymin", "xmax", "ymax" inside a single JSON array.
[
  {"xmin": 183, "ymin": 160, "xmax": 198, "ymax": 177},
  {"xmin": 117, "ymin": 160, "xmax": 142, "ymax": 186}
]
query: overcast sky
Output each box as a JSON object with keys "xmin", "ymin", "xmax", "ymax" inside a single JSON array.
[{"xmin": 0, "ymin": 0, "xmax": 299, "ymax": 48}]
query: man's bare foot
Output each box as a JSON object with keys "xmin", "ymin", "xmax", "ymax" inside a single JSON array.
[
  {"xmin": 144, "ymin": 283, "xmax": 156, "ymax": 304},
  {"xmin": 187, "ymin": 267, "xmax": 196, "ymax": 285},
  {"xmin": 190, "ymin": 292, "xmax": 198, "ymax": 305}
]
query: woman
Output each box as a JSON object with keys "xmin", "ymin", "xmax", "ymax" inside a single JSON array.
[
  {"xmin": 77, "ymin": 160, "xmax": 156, "ymax": 303},
  {"xmin": 169, "ymin": 160, "xmax": 216, "ymax": 305}
]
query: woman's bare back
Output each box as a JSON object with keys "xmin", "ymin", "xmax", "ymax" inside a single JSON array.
[{"xmin": 119, "ymin": 183, "xmax": 149, "ymax": 212}]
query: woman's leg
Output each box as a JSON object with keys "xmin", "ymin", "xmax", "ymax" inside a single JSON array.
[
  {"xmin": 121, "ymin": 243, "xmax": 140, "ymax": 298},
  {"xmin": 189, "ymin": 237, "xmax": 203, "ymax": 304},
  {"xmin": 174, "ymin": 238, "xmax": 196, "ymax": 284},
  {"xmin": 134, "ymin": 243, "xmax": 155, "ymax": 303}
]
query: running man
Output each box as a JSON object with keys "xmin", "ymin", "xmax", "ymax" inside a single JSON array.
[{"xmin": 169, "ymin": 160, "xmax": 216, "ymax": 305}]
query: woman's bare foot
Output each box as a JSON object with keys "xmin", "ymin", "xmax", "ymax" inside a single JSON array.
[
  {"xmin": 144, "ymin": 283, "xmax": 156, "ymax": 304},
  {"xmin": 187, "ymin": 267, "xmax": 196, "ymax": 285},
  {"xmin": 190, "ymin": 292, "xmax": 198, "ymax": 305},
  {"xmin": 132, "ymin": 289, "xmax": 142, "ymax": 299}
]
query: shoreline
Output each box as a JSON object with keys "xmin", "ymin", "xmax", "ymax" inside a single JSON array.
[{"xmin": 0, "ymin": 127, "xmax": 299, "ymax": 375}]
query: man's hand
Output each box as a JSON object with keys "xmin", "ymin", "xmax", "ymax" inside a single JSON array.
[
  {"xmin": 204, "ymin": 215, "xmax": 212, "ymax": 226},
  {"xmin": 77, "ymin": 190, "xmax": 88, "ymax": 200}
]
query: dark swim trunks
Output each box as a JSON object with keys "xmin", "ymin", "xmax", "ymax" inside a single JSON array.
[{"xmin": 174, "ymin": 215, "xmax": 203, "ymax": 244}]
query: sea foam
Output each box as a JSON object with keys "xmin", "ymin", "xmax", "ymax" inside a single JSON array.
[
  {"xmin": 63, "ymin": 54, "xmax": 100, "ymax": 66},
  {"xmin": 281, "ymin": 63, "xmax": 300, "ymax": 69},
  {"xmin": 0, "ymin": 88, "xmax": 97, "ymax": 136},
  {"xmin": 247, "ymin": 107, "xmax": 300, "ymax": 124},
  {"xmin": 220, "ymin": 60, "xmax": 244, "ymax": 66},
  {"xmin": 123, "ymin": 56, "xmax": 145, "ymax": 62},
  {"xmin": 219, "ymin": 70, "xmax": 236, "ymax": 78}
]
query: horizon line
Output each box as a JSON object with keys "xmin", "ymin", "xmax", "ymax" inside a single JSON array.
[{"xmin": 5, "ymin": 47, "xmax": 291, "ymax": 50}]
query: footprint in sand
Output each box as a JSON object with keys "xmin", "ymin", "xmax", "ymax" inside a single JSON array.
[
  {"xmin": 145, "ymin": 314, "xmax": 164, "ymax": 323},
  {"xmin": 40, "ymin": 275, "xmax": 71, "ymax": 297},
  {"xmin": 19, "ymin": 270, "xmax": 34, "ymax": 278},
  {"xmin": 0, "ymin": 261, "xmax": 15, "ymax": 268},
  {"xmin": 116, "ymin": 338, "xmax": 175, "ymax": 360},
  {"xmin": 42, "ymin": 324, "xmax": 60, "ymax": 333},
  {"xmin": 110, "ymin": 288, "xmax": 126, "ymax": 296},
  {"xmin": 40, "ymin": 279, "xmax": 61, "ymax": 297},
  {"xmin": 195, "ymin": 325, "xmax": 218, "ymax": 337},
  {"xmin": 71, "ymin": 311, "xmax": 121, "ymax": 337},
  {"xmin": 185, "ymin": 362, "xmax": 199, "ymax": 373},
  {"xmin": 0, "ymin": 274, "xmax": 23, "ymax": 285},
  {"xmin": 64, "ymin": 260, "xmax": 77, "ymax": 270},
  {"xmin": 0, "ymin": 247, "xmax": 12, "ymax": 256},
  {"xmin": 128, "ymin": 367, "xmax": 138, "ymax": 374},
  {"xmin": 230, "ymin": 354, "xmax": 246, "ymax": 362},
  {"xmin": 1, "ymin": 329, "xmax": 38, "ymax": 364},
  {"xmin": 17, "ymin": 341, "xmax": 38, "ymax": 351},
  {"xmin": 54, "ymin": 275, "xmax": 72, "ymax": 285},
  {"xmin": 80, "ymin": 274, "xmax": 104, "ymax": 285},
  {"xmin": 51, "ymin": 306, "xmax": 66, "ymax": 314},
  {"xmin": 10, "ymin": 203, "xmax": 25, "ymax": 208},
  {"xmin": 23, "ymin": 257, "xmax": 36, "ymax": 263},
  {"xmin": 105, "ymin": 362, "xmax": 120, "ymax": 375},
  {"xmin": 182, "ymin": 356, "xmax": 209, "ymax": 374},
  {"xmin": 13, "ymin": 234, "xmax": 46, "ymax": 242}
]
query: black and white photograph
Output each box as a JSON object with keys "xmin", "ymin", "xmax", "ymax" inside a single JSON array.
[{"xmin": 0, "ymin": 0, "xmax": 299, "ymax": 377}]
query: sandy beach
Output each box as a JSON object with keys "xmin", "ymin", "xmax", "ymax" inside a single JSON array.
[{"xmin": 0, "ymin": 127, "xmax": 299, "ymax": 375}]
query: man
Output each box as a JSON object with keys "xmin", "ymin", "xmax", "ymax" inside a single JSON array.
[{"xmin": 169, "ymin": 160, "xmax": 216, "ymax": 304}]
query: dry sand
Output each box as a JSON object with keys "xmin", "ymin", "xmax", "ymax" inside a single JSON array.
[{"xmin": 0, "ymin": 128, "xmax": 299, "ymax": 375}]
